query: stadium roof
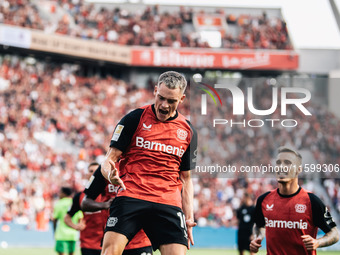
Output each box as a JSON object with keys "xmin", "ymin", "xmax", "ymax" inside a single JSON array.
[{"xmin": 87, "ymin": 0, "xmax": 340, "ymax": 50}]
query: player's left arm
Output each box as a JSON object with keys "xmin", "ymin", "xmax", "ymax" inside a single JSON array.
[
  {"xmin": 81, "ymin": 195, "xmax": 114, "ymax": 212},
  {"xmin": 64, "ymin": 214, "xmax": 85, "ymax": 231},
  {"xmin": 180, "ymin": 121, "xmax": 198, "ymax": 249},
  {"xmin": 64, "ymin": 192, "xmax": 85, "ymax": 231},
  {"xmin": 302, "ymin": 226, "xmax": 339, "ymax": 250},
  {"xmin": 180, "ymin": 170, "xmax": 197, "ymax": 249},
  {"xmin": 302, "ymin": 193, "xmax": 339, "ymax": 250}
]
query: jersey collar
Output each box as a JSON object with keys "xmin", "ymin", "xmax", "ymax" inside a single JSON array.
[{"xmin": 277, "ymin": 186, "xmax": 302, "ymax": 198}]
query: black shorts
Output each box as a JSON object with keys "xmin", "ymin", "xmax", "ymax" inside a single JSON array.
[
  {"xmin": 105, "ymin": 196, "xmax": 188, "ymax": 251},
  {"xmin": 81, "ymin": 248, "xmax": 101, "ymax": 255},
  {"xmin": 123, "ymin": 246, "xmax": 153, "ymax": 255}
]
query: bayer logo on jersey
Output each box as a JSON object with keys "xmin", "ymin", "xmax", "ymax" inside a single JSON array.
[
  {"xmin": 177, "ymin": 129, "xmax": 188, "ymax": 140},
  {"xmin": 295, "ymin": 204, "xmax": 307, "ymax": 213}
]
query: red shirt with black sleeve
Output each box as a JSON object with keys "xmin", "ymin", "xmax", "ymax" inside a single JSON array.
[
  {"xmin": 254, "ymin": 187, "xmax": 337, "ymax": 255},
  {"xmin": 84, "ymin": 167, "xmax": 151, "ymax": 250},
  {"xmin": 67, "ymin": 192, "xmax": 106, "ymax": 250},
  {"xmin": 110, "ymin": 104, "xmax": 197, "ymax": 208}
]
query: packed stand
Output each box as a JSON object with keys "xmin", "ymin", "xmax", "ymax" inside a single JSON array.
[
  {"xmin": 0, "ymin": 0, "xmax": 45, "ymax": 30},
  {"xmin": 1, "ymin": 55, "xmax": 339, "ymax": 229},
  {"xmin": 191, "ymin": 77, "xmax": 340, "ymax": 178},
  {"xmin": 190, "ymin": 76, "xmax": 340, "ymax": 220},
  {"xmin": 0, "ymin": 54, "xmax": 154, "ymax": 228},
  {"xmin": 1, "ymin": 0, "xmax": 292, "ymax": 49}
]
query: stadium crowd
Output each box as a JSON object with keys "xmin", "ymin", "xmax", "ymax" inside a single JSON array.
[
  {"xmin": 0, "ymin": 0, "xmax": 292, "ymax": 49},
  {"xmin": 0, "ymin": 54, "xmax": 154, "ymax": 229},
  {"xmin": 190, "ymin": 76, "xmax": 340, "ymax": 224},
  {"xmin": 0, "ymin": 54, "xmax": 339, "ymax": 230},
  {"xmin": 0, "ymin": 0, "xmax": 44, "ymax": 30}
]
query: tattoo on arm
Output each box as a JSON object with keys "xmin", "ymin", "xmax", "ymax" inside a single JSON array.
[
  {"xmin": 253, "ymin": 225, "xmax": 266, "ymax": 240},
  {"xmin": 317, "ymin": 227, "xmax": 339, "ymax": 248}
]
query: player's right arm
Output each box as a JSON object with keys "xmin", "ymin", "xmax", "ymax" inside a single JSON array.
[
  {"xmin": 250, "ymin": 192, "xmax": 269, "ymax": 253},
  {"xmin": 101, "ymin": 147, "xmax": 125, "ymax": 189},
  {"xmin": 250, "ymin": 225, "xmax": 265, "ymax": 253},
  {"xmin": 52, "ymin": 218, "xmax": 57, "ymax": 233},
  {"xmin": 102, "ymin": 108, "xmax": 144, "ymax": 190},
  {"xmin": 52, "ymin": 202, "xmax": 60, "ymax": 233}
]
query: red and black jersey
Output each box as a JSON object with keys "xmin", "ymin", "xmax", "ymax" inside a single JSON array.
[
  {"xmin": 254, "ymin": 187, "xmax": 336, "ymax": 255},
  {"xmin": 84, "ymin": 168, "xmax": 152, "ymax": 250},
  {"xmin": 110, "ymin": 104, "xmax": 197, "ymax": 208},
  {"xmin": 67, "ymin": 192, "xmax": 107, "ymax": 250}
]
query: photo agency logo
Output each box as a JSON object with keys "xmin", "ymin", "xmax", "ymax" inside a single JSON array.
[
  {"xmin": 193, "ymin": 75, "xmax": 312, "ymax": 128},
  {"xmin": 197, "ymin": 81, "xmax": 223, "ymax": 114}
]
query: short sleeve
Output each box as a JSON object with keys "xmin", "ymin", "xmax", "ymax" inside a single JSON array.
[
  {"xmin": 67, "ymin": 192, "xmax": 82, "ymax": 217},
  {"xmin": 84, "ymin": 166, "xmax": 106, "ymax": 200},
  {"xmin": 109, "ymin": 108, "xmax": 144, "ymax": 153},
  {"xmin": 180, "ymin": 120, "xmax": 197, "ymax": 171},
  {"xmin": 253, "ymin": 192, "xmax": 270, "ymax": 228},
  {"xmin": 308, "ymin": 193, "xmax": 337, "ymax": 233}
]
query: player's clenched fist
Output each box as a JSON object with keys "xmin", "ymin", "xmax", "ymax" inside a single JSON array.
[
  {"xmin": 249, "ymin": 237, "xmax": 262, "ymax": 253},
  {"xmin": 301, "ymin": 235, "xmax": 319, "ymax": 250}
]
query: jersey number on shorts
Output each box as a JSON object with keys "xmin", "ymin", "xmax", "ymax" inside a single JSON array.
[{"xmin": 177, "ymin": 212, "xmax": 188, "ymax": 239}]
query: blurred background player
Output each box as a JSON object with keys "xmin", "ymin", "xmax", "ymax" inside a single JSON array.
[
  {"xmin": 64, "ymin": 162, "xmax": 113, "ymax": 255},
  {"xmin": 81, "ymin": 163, "xmax": 153, "ymax": 255},
  {"xmin": 250, "ymin": 146, "xmax": 339, "ymax": 254},
  {"xmin": 236, "ymin": 193, "xmax": 255, "ymax": 255},
  {"xmin": 52, "ymin": 187, "xmax": 83, "ymax": 255}
]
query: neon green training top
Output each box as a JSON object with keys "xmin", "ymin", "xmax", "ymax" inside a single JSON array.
[{"xmin": 53, "ymin": 197, "xmax": 83, "ymax": 241}]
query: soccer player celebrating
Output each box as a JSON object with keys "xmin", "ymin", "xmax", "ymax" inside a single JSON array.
[
  {"xmin": 100, "ymin": 71, "xmax": 198, "ymax": 255},
  {"xmin": 250, "ymin": 146, "xmax": 339, "ymax": 255}
]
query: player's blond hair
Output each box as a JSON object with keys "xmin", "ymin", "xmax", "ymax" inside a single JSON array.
[
  {"xmin": 278, "ymin": 146, "xmax": 302, "ymax": 166},
  {"xmin": 157, "ymin": 71, "xmax": 187, "ymax": 94}
]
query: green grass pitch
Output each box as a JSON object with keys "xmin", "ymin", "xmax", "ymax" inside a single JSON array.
[{"xmin": 0, "ymin": 248, "xmax": 339, "ymax": 255}]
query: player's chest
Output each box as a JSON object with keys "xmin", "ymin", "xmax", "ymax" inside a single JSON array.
[
  {"xmin": 133, "ymin": 119, "xmax": 190, "ymax": 150},
  {"xmin": 262, "ymin": 195, "xmax": 312, "ymax": 222}
]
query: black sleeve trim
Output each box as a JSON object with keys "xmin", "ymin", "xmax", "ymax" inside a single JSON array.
[
  {"xmin": 180, "ymin": 120, "xmax": 198, "ymax": 171},
  {"xmin": 254, "ymin": 191, "xmax": 271, "ymax": 228},
  {"xmin": 109, "ymin": 108, "xmax": 144, "ymax": 153},
  {"xmin": 84, "ymin": 166, "xmax": 106, "ymax": 200},
  {"xmin": 308, "ymin": 192, "xmax": 336, "ymax": 233},
  {"xmin": 67, "ymin": 192, "xmax": 82, "ymax": 217}
]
